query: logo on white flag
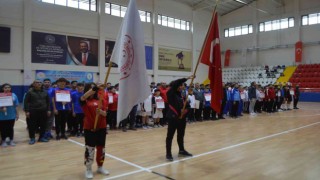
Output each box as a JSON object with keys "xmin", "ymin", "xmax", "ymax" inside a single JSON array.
[{"xmin": 120, "ymin": 35, "xmax": 134, "ymax": 80}]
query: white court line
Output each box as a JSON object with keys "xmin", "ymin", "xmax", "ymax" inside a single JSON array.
[
  {"xmin": 67, "ymin": 139, "xmax": 152, "ymax": 173},
  {"xmin": 102, "ymin": 120, "xmax": 320, "ymax": 180},
  {"xmin": 17, "ymin": 116, "xmax": 320, "ymax": 179}
]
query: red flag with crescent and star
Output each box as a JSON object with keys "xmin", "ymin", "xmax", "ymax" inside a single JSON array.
[{"xmin": 199, "ymin": 12, "xmax": 222, "ymax": 113}]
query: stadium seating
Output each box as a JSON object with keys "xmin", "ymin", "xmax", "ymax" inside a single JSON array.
[
  {"xmin": 222, "ymin": 66, "xmax": 282, "ymax": 87},
  {"xmin": 290, "ymin": 64, "xmax": 320, "ymax": 88}
]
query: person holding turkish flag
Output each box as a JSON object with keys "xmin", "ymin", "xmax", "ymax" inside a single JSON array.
[{"xmin": 199, "ymin": 12, "xmax": 223, "ymax": 115}]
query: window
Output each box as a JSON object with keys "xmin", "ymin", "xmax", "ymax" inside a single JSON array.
[
  {"xmin": 302, "ymin": 12, "xmax": 320, "ymax": 26},
  {"xmin": 259, "ymin": 17, "xmax": 294, "ymax": 32},
  {"xmin": 157, "ymin": 14, "xmax": 191, "ymax": 31},
  {"xmin": 38, "ymin": 0, "xmax": 96, "ymax": 11},
  {"xmin": 224, "ymin": 24, "xmax": 253, "ymax": 37},
  {"xmin": 105, "ymin": 2, "xmax": 151, "ymax": 23},
  {"xmin": 224, "ymin": 29, "xmax": 229, "ymax": 37}
]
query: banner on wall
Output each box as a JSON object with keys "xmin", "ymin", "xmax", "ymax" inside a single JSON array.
[
  {"xmin": 105, "ymin": 40, "xmax": 153, "ymax": 70},
  {"xmin": 32, "ymin": 32, "xmax": 99, "ymax": 66},
  {"xmin": 158, "ymin": 47, "xmax": 192, "ymax": 72},
  {"xmin": 35, "ymin": 70, "xmax": 94, "ymax": 83},
  {"xmin": 295, "ymin": 41, "xmax": 303, "ymax": 63},
  {"xmin": 224, "ymin": 49, "xmax": 231, "ymax": 67}
]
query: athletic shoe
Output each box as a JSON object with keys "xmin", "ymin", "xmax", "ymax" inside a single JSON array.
[
  {"xmin": 38, "ymin": 137, "xmax": 49, "ymax": 143},
  {"xmin": 9, "ymin": 140, "xmax": 16, "ymax": 146},
  {"xmin": 97, "ymin": 166, "xmax": 109, "ymax": 175},
  {"xmin": 1, "ymin": 141, "xmax": 8, "ymax": 147},
  {"xmin": 178, "ymin": 150, "xmax": 193, "ymax": 157},
  {"xmin": 29, "ymin": 138, "xmax": 36, "ymax": 145},
  {"xmin": 61, "ymin": 134, "xmax": 68, "ymax": 140},
  {"xmin": 56, "ymin": 135, "xmax": 60, "ymax": 140},
  {"xmin": 85, "ymin": 168, "xmax": 93, "ymax": 179},
  {"xmin": 143, "ymin": 126, "xmax": 147, "ymax": 130},
  {"xmin": 129, "ymin": 127, "xmax": 137, "ymax": 131},
  {"xmin": 5, "ymin": 137, "xmax": 10, "ymax": 143},
  {"xmin": 166, "ymin": 155, "xmax": 173, "ymax": 161}
]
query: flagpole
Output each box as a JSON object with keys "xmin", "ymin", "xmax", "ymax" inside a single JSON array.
[
  {"xmin": 93, "ymin": 61, "xmax": 113, "ymax": 131},
  {"xmin": 180, "ymin": 0, "xmax": 220, "ymax": 119}
]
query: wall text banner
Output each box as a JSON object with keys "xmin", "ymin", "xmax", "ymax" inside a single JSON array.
[
  {"xmin": 35, "ymin": 70, "xmax": 94, "ymax": 83},
  {"xmin": 158, "ymin": 47, "xmax": 192, "ymax": 72}
]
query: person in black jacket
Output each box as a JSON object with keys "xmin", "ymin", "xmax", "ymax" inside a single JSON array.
[
  {"xmin": 24, "ymin": 80, "xmax": 51, "ymax": 144},
  {"xmin": 165, "ymin": 75, "xmax": 194, "ymax": 161},
  {"xmin": 293, "ymin": 85, "xmax": 300, "ymax": 109}
]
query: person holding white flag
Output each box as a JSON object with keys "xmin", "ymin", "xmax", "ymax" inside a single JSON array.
[{"xmin": 110, "ymin": 0, "xmax": 150, "ymax": 126}]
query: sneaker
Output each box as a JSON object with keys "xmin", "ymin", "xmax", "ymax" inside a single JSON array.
[
  {"xmin": 122, "ymin": 127, "xmax": 127, "ymax": 132},
  {"xmin": 85, "ymin": 168, "xmax": 93, "ymax": 179},
  {"xmin": 9, "ymin": 140, "xmax": 16, "ymax": 146},
  {"xmin": 56, "ymin": 135, "xmax": 60, "ymax": 140},
  {"xmin": 61, "ymin": 134, "xmax": 68, "ymax": 140},
  {"xmin": 129, "ymin": 127, "xmax": 137, "ymax": 131},
  {"xmin": 38, "ymin": 137, "xmax": 49, "ymax": 142},
  {"xmin": 5, "ymin": 137, "xmax": 10, "ymax": 143},
  {"xmin": 166, "ymin": 155, "xmax": 173, "ymax": 161},
  {"xmin": 143, "ymin": 125, "xmax": 147, "ymax": 130},
  {"xmin": 1, "ymin": 141, "xmax": 8, "ymax": 147},
  {"xmin": 178, "ymin": 150, "xmax": 193, "ymax": 157},
  {"xmin": 97, "ymin": 166, "xmax": 109, "ymax": 175},
  {"xmin": 29, "ymin": 138, "xmax": 36, "ymax": 145}
]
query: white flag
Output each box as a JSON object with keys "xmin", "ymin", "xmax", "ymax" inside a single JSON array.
[{"xmin": 111, "ymin": 0, "xmax": 150, "ymax": 125}]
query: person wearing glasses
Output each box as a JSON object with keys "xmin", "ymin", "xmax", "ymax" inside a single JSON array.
[
  {"xmin": 0, "ymin": 83, "xmax": 19, "ymax": 147},
  {"xmin": 24, "ymin": 80, "xmax": 51, "ymax": 144}
]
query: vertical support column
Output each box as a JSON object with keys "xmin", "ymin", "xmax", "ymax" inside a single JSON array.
[
  {"xmin": 23, "ymin": 0, "xmax": 33, "ymax": 88},
  {"xmin": 152, "ymin": 0, "xmax": 159, "ymax": 83},
  {"xmin": 251, "ymin": 1, "xmax": 259, "ymax": 66},
  {"xmin": 98, "ymin": 0, "xmax": 106, "ymax": 82}
]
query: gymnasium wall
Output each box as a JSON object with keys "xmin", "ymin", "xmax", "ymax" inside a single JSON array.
[
  {"xmin": 220, "ymin": 0, "xmax": 320, "ymax": 67},
  {"xmin": 0, "ymin": 0, "xmax": 206, "ymax": 102}
]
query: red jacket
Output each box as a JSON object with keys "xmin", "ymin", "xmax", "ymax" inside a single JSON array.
[
  {"xmin": 108, "ymin": 93, "xmax": 118, "ymax": 111},
  {"xmin": 265, "ymin": 88, "xmax": 276, "ymax": 100},
  {"xmin": 159, "ymin": 87, "xmax": 168, "ymax": 103}
]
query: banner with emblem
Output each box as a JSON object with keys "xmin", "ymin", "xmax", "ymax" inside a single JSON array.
[
  {"xmin": 32, "ymin": 31, "xmax": 98, "ymax": 66},
  {"xmin": 35, "ymin": 70, "xmax": 94, "ymax": 83}
]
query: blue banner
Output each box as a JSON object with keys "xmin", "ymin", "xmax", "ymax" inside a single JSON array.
[
  {"xmin": 35, "ymin": 70, "xmax": 94, "ymax": 83},
  {"xmin": 145, "ymin": 46, "xmax": 153, "ymax": 70}
]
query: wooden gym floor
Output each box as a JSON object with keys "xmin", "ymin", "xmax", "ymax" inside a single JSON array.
[{"xmin": 0, "ymin": 102, "xmax": 320, "ymax": 180}]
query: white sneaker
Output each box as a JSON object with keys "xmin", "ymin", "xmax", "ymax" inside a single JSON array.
[
  {"xmin": 5, "ymin": 137, "xmax": 10, "ymax": 143},
  {"xmin": 1, "ymin": 141, "xmax": 8, "ymax": 147},
  {"xmin": 85, "ymin": 168, "xmax": 93, "ymax": 179},
  {"xmin": 9, "ymin": 140, "xmax": 16, "ymax": 146},
  {"xmin": 97, "ymin": 166, "xmax": 109, "ymax": 175}
]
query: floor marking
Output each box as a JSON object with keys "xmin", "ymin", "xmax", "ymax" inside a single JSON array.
[
  {"xmin": 87, "ymin": 121, "xmax": 320, "ymax": 179},
  {"xmin": 16, "ymin": 114, "xmax": 320, "ymax": 179}
]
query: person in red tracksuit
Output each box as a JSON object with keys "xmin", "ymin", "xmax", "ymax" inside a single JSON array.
[
  {"xmin": 107, "ymin": 87, "xmax": 118, "ymax": 130},
  {"xmin": 265, "ymin": 85, "xmax": 276, "ymax": 113},
  {"xmin": 80, "ymin": 83, "xmax": 109, "ymax": 179}
]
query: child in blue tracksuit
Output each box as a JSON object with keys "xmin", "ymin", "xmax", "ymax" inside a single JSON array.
[
  {"xmin": 203, "ymin": 87, "xmax": 211, "ymax": 120},
  {"xmin": 223, "ymin": 85, "xmax": 232, "ymax": 116},
  {"xmin": 230, "ymin": 84, "xmax": 240, "ymax": 118}
]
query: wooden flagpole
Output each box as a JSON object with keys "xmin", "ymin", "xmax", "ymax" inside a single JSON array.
[
  {"xmin": 180, "ymin": 0, "xmax": 220, "ymax": 119},
  {"xmin": 93, "ymin": 61, "xmax": 113, "ymax": 131}
]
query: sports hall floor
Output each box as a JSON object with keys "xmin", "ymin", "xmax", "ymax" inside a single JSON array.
[{"xmin": 1, "ymin": 102, "xmax": 320, "ymax": 180}]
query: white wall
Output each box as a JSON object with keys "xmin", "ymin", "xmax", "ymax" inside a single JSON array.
[
  {"xmin": 220, "ymin": 0, "xmax": 320, "ymax": 67},
  {"xmin": 0, "ymin": 0, "xmax": 204, "ymax": 86},
  {"xmin": 1, "ymin": 0, "xmax": 320, "ymax": 86}
]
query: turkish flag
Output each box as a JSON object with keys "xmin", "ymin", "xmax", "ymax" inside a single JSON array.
[
  {"xmin": 199, "ymin": 12, "xmax": 222, "ymax": 113},
  {"xmin": 224, "ymin": 49, "xmax": 231, "ymax": 67},
  {"xmin": 295, "ymin": 41, "xmax": 302, "ymax": 62}
]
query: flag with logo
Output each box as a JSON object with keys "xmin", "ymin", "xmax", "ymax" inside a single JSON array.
[
  {"xmin": 110, "ymin": 0, "xmax": 150, "ymax": 124},
  {"xmin": 199, "ymin": 12, "xmax": 222, "ymax": 113}
]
